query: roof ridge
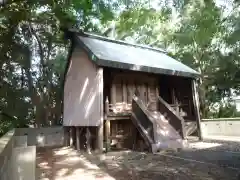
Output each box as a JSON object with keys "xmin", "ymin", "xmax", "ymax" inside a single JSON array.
[{"xmin": 72, "ymin": 30, "xmax": 167, "ymax": 53}]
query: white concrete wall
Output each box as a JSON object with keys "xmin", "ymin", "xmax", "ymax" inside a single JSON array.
[
  {"xmin": 12, "ymin": 146, "xmax": 36, "ymax": 180},
  {"xmin": 14, "ymin": 127, "xmax": 64, "ymax": 147},
  {"xmin": 0, "ymin": 127, "xmax": 64, "ymax": 180},
  {"xmin": 0, "ymin": 130, "xmax": 15, "ymax": 180},
  {"xmin": 201, "ymin": 118, "xmax": 240, "ymax": 137},
  {"xmin": 64, "ymin": 46, "xmax": 103, "ymax": 126}
]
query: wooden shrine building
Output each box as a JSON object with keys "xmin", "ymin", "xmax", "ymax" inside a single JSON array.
[{"xmin": 63, "ymin": 30, "xmax": 202, "ymax": 153}]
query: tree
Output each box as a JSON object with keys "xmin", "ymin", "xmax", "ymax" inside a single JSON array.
[
  {"xmin": 0, "ymin": 0, "xmax": 117, "ymax": 133},
  {"xmin": 113, "ymin": 0, "xmax": 240, "ymax": 118}
]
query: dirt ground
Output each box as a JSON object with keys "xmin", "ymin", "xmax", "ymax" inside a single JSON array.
[{"xmin": 36, "ymin": 140, "xmax": 240, "ymax": 180}]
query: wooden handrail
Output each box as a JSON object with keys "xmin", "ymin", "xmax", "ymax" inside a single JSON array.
[
  {"xmin": 158, "ymin": 96, "xmax": 184, "ymax": 121},
  {"xmin": 157, "ymin": 96, "xmax": 186, "ymax": 139},
  {"xmin": 131, "ymin": 95, "xmax": 155, "ymax": 145}
]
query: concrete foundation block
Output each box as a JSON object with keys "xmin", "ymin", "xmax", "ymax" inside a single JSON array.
[
  {"xmin": 14, "ymin": 136, "xmax": 27, "ymax": 147},
  {"xmin": 11, "ymin": 146, "xmax": 36, "ymax": 180}
]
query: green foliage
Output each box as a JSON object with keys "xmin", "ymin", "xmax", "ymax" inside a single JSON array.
[
  {"xmin": 0, "ymin": 0, "xmax": 118, "ymax": 135},
  {"xmin": 1, "ymin": 0, "xmax": 240, "ymax": 136},
  {"xmin": 207, "ymin": 102, "xmax": 240, "ymax": 118},
  {"xmin": 113, "ymin": 0, "xmax": 240, "ymax": 118}
]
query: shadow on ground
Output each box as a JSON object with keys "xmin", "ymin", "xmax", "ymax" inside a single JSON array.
[{"xmin": 36, "ymin": 140, "xmax": 240, "ymax": 180}]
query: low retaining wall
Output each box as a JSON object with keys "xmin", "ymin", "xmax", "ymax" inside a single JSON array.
[
  {"xmin": 0, "ymin": 126, "xmax": 64, "ymax": 180},
  {"xmin": 14, "ymin": 126, "xmax": 64, "ymax": 147},
  {"xmin": 0, "ymin": 130, "xmax": 15, "ymax": 180},
  {"xmin": 201, "ymin": 118, "xmax": 240, "ymax": 137},
  {"xmin": 12, "ymin": 146, "xmax": 36, "ymax": 180}
]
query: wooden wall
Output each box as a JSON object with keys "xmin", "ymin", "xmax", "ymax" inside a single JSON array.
[
  {"xmin": 106, "ymin": 70, "xmax": 160, "ymax": 112},
  {"xmin": 159, "ymin": 75, "xmax": 195, "ymax": 120},
  {"xmin": 64, "ymin": 47, "xmax": 103, "ymax": 126},
  {"xmin": 103, "ymin": 68, "xmax": 196, "ymax": 120},
  {"xmin": 104, "ymin": 119, "xmax": 148, "ymax": 151}
]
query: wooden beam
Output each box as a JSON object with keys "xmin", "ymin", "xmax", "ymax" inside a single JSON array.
[
  {"xmin": 192, "ymin": 80, "xmax": 203, "ymax": 140},
  {"xmin": 106, "ymin": 116, "xmax": 131, "ymax": 121}
]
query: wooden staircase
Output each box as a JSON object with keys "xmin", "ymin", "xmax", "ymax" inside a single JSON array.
[{"xmin": 131, "ymin": 95, "xmax": 187, "ymax": 153}]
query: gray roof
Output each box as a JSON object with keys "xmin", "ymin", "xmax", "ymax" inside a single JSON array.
[{"xmin": 76, "ymin": 33, "xmax": 200, "ymax": 78}]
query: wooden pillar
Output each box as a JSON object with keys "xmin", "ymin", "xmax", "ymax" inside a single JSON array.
[
  {"xmin": 105, "ymin": 119, "xmax": 110, "ymax": 152},
  {"xmin": 98, "ymin": 67, "xmax": 104, "ymax": 152},
  {"xmin": 64, "ymin": 126, "xmax": 70, "ymax": 146},
  {"xmin": 192, "ymin": 79, "xmax": 203, "ymax": 140},
  {"xmin": 70, "ymin": 126, "xmax": 75, "ymax": 148},
  {"xmin": 76, "ymin": 127, "xmax": 80, "ymax": 151},
  {"xmin": 98, "ymin": 125, "xmax": 104, "ymax": 152},
  {"xmin": 86, "ymin": 127, "xmax": 91, "ymax": 153}
]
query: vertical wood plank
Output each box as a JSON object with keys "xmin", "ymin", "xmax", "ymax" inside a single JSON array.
[
  {"xmin": 147, "ymin": 84, "xmax": 151, "ymax": 103},
  {"xmin": 140, "ymin": 83, "xmax": 145, "ymax": 101},
  {"xmin": 123, "ymin": 80, "xmax": 127, "ymax": 103},
  {"xmin": 156, "ymin": 85, "xmax": 159, "ymax": 97},
  {"xmin": 192, "ymin": 79, "xmax": 203, "ymax": 140},
  {"xmin": 111, "ymin": 82, "xmax": 117, "ymax": 104},
  {"xmin": 128, "ymin": 78, "xmax": 133, "ymax": 103}
]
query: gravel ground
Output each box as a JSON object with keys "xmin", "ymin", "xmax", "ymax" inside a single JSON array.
[
  {"xmin": 169, "ymin": 139, "xmax": 240, "ymax": 169},
  {"xmin": 36, "ymin": 139, "xmax": 240, "ymax": 180},
  {"xmin": 101, "ymin": 150, "xmax": 239, "ymax": 180}
]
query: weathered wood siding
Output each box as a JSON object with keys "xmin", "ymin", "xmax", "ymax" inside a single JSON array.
[
  {"xmin": 110, "ymin": 72, "xmax": 159, "ymax": 111},
  {"xmin": 63, "ymin": 47, "xmax": 103, "ymax": 126}
]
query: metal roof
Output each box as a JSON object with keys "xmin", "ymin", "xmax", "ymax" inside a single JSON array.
[{"xmin": 76, "ymin": 33, "xmax": 200, "ymax": 78}]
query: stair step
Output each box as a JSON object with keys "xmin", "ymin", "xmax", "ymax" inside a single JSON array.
[{"xmin": 152, "ymin": 139, "xmax": 188, "ymax": 153}]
